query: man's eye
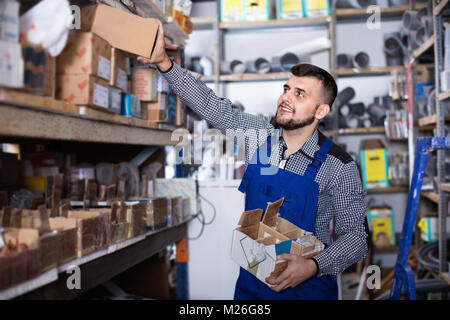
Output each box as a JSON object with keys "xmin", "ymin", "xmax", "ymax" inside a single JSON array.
[
  {"xmin": 283, "ymin": 88, "xmax": 288, "ymax": 93},
  {"xmin": 297, "ymin": 91, "xmax": 304, "ymax": 97}
]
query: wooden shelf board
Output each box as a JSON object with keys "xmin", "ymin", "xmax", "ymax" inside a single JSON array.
[
  {"xmin": 410, "ymin": 35, "xmax": 435, "ymax": 65},
  {"xmin": 434, "ymin": 0, "xmax": 450, "ymax": 16},
  {"xmin": 219, "ymin": 16, "xmax": 330, "ymax": 30},
  {"xmin": 337, "ymin": 66, "xmax": 405, "ymax": 76},
  {"xmin": 338, "ymin": 127, "xmax": 385, "ymax": 135},
  {"xmin": 418, "ymin": 114, "xmax": 450, "ymax": 128},
  {"xmin": 440, "ymin": 183, "xmax": 450, "ymax": 193},
  {"xmin": 220, "ymin": 72, "xmax": 292, "ymax": 82},
  {"xmin": 437, "ymin": 90, "xmax": 450, "ymax": 101},
  {"xmin": 421, "ymin": 191, "xmax": 440, "ymax": 204},
  {"xmin": 441, "ymin": 272, "xmax": 450, "ymax": 286},
  {"xmin": 336, "ymin": 6, "xmax": 408, "ymax": 19},
  {"xmin": 366, "ymin": 186, "xmax": 409, "ymax": 194},
  {"xmin": 0, "ymin": 268, "xmax": 58, "ymax": 300}
]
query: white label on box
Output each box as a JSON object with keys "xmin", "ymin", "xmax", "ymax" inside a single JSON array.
[
  {"xmin": 1, "ymin": 1, "xmax": 19, "ymax": 41},
  {"xmin": 117, "ymin": 68, "xmax": 128, "ymax": 91},
  {"xmin": 98, "ymin": 56, "xmax": 111, "ymax": 81},
  {"xmin": 93, "ymin": 83, "xmax": 109, "ymax": 108}
]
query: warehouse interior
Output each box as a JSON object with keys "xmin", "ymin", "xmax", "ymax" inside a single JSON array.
[{"xmin": 0, "ymin": 0, "xmax": 449, "ymax": 303}]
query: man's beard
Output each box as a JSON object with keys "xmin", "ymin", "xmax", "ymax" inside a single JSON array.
[{"xmin": 273, "ymin": 106, "xmax": 317, "ymax": 131}]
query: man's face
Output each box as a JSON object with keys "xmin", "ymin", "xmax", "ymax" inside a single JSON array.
[{"xmin": 275, "ymin": 76, "xmax": 325, "ymax": 131}]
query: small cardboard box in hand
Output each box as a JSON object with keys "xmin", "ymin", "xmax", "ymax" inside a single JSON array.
[{"xmin": 231, "ymin": 198, "xmax": 324, "ymax": 287}]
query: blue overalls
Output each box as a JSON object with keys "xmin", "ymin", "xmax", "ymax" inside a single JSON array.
[{"xmin": 234, "ymin": 133, "xmax": 338, "ymax": 300}]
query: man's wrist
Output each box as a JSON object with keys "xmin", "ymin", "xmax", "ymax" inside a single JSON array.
[
  {"xmin": 310, "ymin": 257, "xmax": 320, "ymax": 277},
  {"xmin": 157, "ymin": 56, "xmax": 173, "ymax": 73}
]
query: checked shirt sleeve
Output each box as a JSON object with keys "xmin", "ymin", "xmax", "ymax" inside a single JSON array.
[{"xmin": 313, "ymin": 161, "xmax": 368, "ymax": 277}]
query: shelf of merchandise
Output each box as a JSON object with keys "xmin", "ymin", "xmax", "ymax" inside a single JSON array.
[
  {"xmin": 337, "ymin": 126, "xmax": 385, "ymax": 135},
  {"xmin": 0, "ymin": 218, "xmax": 192, "ymax": 300},
  {"xmin": 417, "ymin": 114, "xmax": 450, "ymax": 129},
  {"xmin": 336, "ymin": 66, "xmax": 406, "ymax": 77},
  {"xmin": 366, "ymin": 186, "xmax": 409, "ymax": 194},
  {"xmin": 219, "ymin": 16, "xmax": 330, "ymax": 30},
  {"xmin": 336, "ymin": 3, "xmax": 427, "ymax": 20}
]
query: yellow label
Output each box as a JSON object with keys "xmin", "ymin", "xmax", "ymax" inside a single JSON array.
[
  {"xmin": 371, "ymin": 217, "xmax": 393, "ymax": 244},
  {"xmin": 305, "ymin": 0, "xmax": 327, "ymax": 10},
  {"xmin": 364, "ymin": 149, "xmax": 387, "ymax": 182},
  {"xmin": 245, "ymin": 0, "xmax": 267, "ymax": 11},
  {"xmin": 282, "ymin": 0, "xmax": 302, "ymax": 12},
  {"xmin": 418, "ymin": 218, "xmax": 427, "ymax": 234},
  {"xmin": 224, "ymin": 0, "xmax": 243, "ymax": 14}
]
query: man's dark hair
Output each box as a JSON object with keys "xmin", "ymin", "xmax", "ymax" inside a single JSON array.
[{"xmin": 290, "ymin": 64, "xmax": 337, "ymax": 109}]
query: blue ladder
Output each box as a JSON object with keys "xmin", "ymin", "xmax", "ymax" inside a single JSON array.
[{"xmin": 390, "ymin": 137, "xmax": 450, "ymax": 300}]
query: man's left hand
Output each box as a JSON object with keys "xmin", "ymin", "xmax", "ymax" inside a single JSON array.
[{"xmin": 265, "ymin": 254, "xmax": 317, "ymax": 292}]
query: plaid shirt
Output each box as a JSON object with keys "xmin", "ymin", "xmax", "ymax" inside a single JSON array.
[{"xmin": 161, "ymin": 61, "xmax": 368, "ymax": 277}]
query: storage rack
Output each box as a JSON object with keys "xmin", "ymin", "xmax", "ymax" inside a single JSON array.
[{"xmin": 0, "ymin": 0, "xmax": 191, "ymax": 299}]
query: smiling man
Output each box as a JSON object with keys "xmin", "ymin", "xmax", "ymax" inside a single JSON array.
[{"xmin": 139, "ymin": 21, "xmax": 368, "ymax": 300}]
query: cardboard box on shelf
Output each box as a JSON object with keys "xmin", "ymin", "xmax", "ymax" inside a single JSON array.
[
  {"xmin": 55, "ymin": 74, "xmax": 110, "ymax": 109},
  {"xmin": 182, "ymin": 198, "xmax": 191, "ymax": 222},
  {"xmin": 110, "ymin": 48, "xmax": 129, "ymax": 91},
  {"xmin": 244, "ymin": 0, "xmax": 270, "ymax": 21},
  {"xmin": 220, "ymin": 0, "xmax": 245, "ymax": 22},
  {"xmin": 154, "ymin": 178, "xmax": 197, "ymax": 216},
  {"xmin": 81, "ymin": 3, "xmax": 159, "ymax": 58},
  {"xmin": 360, "ymin": 139, "xmax": 389, "ymax": 189},
  {"xmin": 152, "ymin": 197, "xmax": 172, "ymax": 227},
  {"xmin": 126, "ymin": 202, "xmax": 147, "ymax": 238},
  {"xmin": 175, "ymin": 96, "xmax": 185, "ymax": 126},
  {"xmin": 231, "ymin": 198, "xmax": 324, "ymax": 286},
  {"xmin": 48, "ymin": 217, "xmax": 77, "ymax": 264},
  {"xmin": 171, "ymin": 196, "xmax": 183, "ymax": 226},
  {"xmin": 67, "ymin": 210, "xmax": 109, "ymax": 257},
  {"xmin": 22, "ymin": 43, "xmax": 55, "ymax": 97},
  {"xmin": 131, "ymin": 68, "xmax": 158, "ymax": 101},
  {"xmin": 0, "ymin": 228, "xmax": 40, "ymax": 291},
  {"xmin": 121, "ymin": 93, "xmax": 141, "ymax": 118},
  {"xmin": 0, "ymin": 39, "xmax": 23, "ymax": 88},
  {"xmin": 277, "ymin": 0, "xmax": 304, "ymax": 20},
  {"xmin": 109, "ymin": 86, "xmax": 122, "ymax": 113},
  {"xmin": 368, "ymin": 207, "xmax": 396, "ymax": 247},
  {"xmin": 303, "ymin": 0, "xmax": 330, "ymax": 17},
  {"xmin": 141, "ymin": 93, "xmax": 168, "ymax": 122},
  {"xmin": 56, "ymin": 32, "xmax": 111, "ymax": 81},
  {"xmin": 418, "ymin": 215, "xmax": 450, "ymax": 242},
  {"xmin": 157, "ymin": 73, "xmax": 169, "ymax": 93},
  {"xmin": 0, "ymin": 0, "xmax": 19, "ymax": 42},
  {"xmin": 37, "ymin": 230, "xmax": 60, "ymax": 272}
]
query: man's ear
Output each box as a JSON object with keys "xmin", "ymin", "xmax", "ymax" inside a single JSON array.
[{"xmin": 315, "ymin": 104, "xmax": 330, "ymax": 120}]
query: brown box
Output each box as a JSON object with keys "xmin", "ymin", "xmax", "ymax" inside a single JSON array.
[
  {"xmin": 131, "ymin": 68, "xmax": 158, "ymax": 102},
  {"xmin": 55, "ymin": 74, "xmax": 110, "ymax": 109},
  {"xmin": 81, "ymin": 4, "xmax": 159, "ymax": 58},
  {"xmin": 142, "ymin": 93, "xmax": 168, "ymax": 121},
  {"xmin": 144, "ymin": 200, "xmax": 167, "ymax": 230},
  {"xmin": 111, "ymin": 48, "xmax": 129, "ymax": 91},
  {"xmin": 0, "ymin": 228, "xmax": 40, "ymax": 290},
  {"xmin": 48, "ymin": 217, "xmax": 78, "ymax": 264},
  {"xmin": 153, "ymin": 197, "xmax": 172, "ymax": 227},
  {"xmin": 57, "ymin": 32, "xmax": 111, "ymax": 81},
  {"xmin": 37, "ymin": 231, "xmax": 60, "ymax": 272},
  {"xmin": 67, "ymin": 210, "xmax": 109, "ymax": 257},
  {"xmin": 22, "ymin": 43, "xmax": 55, "ymax": 97},
  {"xmin": 171, "ymin": 196, "xmax": 183, "ymax": 226},
  {"xmin": 126, "ymin": 203, "xmax": 147, "ymax": 238},
  {"xmin": 176, "ymin": 97, "xmax": 185, "ymax": 126}
]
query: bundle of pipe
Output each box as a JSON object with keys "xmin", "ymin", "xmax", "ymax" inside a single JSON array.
[
  {"xmin": 337, "ymin": 86, "xmax": 355, "ymax": 107},
  {"xmin": 353, "ymin": 52, "xmax": 370, "ymax": 68},
  {"xmin": 245, "ymin": 58, "xmax": 271, "ymax": 74},
  {"xmin": 337, "ymin": 54, "xmax": 354, "ymax": 68},
  {"xmin": 271, "ymin": 52, "xmax": 300, "ymax": 72},
  {"xmin": 383, "ymin": 32, "xmax": 405, "ymax": 66},
  {"xmin": 402, "ymin": 7, "xmax": 433, "ymax": 51},
  {"xmin": 367, "ymin": 96, "xmax": 387, "ymax": 126},
  {"xmin": 221, "ymin": 60, "xmax": 246, "ymax": 74},
  {"xmin": 335, "ymin": 0, "xmax": 377, "ymax": 8}
]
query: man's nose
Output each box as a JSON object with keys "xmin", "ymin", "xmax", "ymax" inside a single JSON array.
[{"xmin": 282, "ymin": 91, "xmax": 293, "ymax": 104}]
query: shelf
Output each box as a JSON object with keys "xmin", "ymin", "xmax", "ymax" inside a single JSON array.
[
  {"xmin": 338, "ymin": 127, "xmax": 385, "ymax": 135},
  {"xmin": 220, "ymin": 72, "xmax": 292, "ymax": 82},
  {"xmin": 337, "ymin": 66, "xmax": 405, "ymax": 77},
  {"xmin": 434, "ymin": 0, "xmax": 450, "ymax": 16},
  {"xmin": 410, "ymin": 35, "xmax": 435, "ymax": 65},
  {"xmin": 366, "ymin": 186, "xmax": 409, "ymax": 194},
  {"xmin": 421, "ymin": 191, "xmax": 440, "ymax": 204},
  {"xmin": 336, "ymin": 6, "xmax": 409, "ymax": 20},
  {"xmin": 440, "ymin": 183, "xmax": 450, "ymax": 193},
  {"xmin": 192, "ymin": 16, "xmax": 215, "ymax": 30},
  {"xmin": 418, "ymin": 114, "xmax": 450, "ymax": 129},
  {"xmin": 0, "ymin": 89, "xmax": 177, "ymax": 146},
  {"xmin": 441, "ymin": 272, "xmax": 450, "ymax": 286},
  {"xmin": 437, "ymin": 90, "xmax": 450, "ymax": 101},
  {"xmin": 1, "ymin": 219, "xmax": 191, "ymax": 300},
  {"xmin": 219, "ymin": 16, "xmax": 330, "ymax": 30}
]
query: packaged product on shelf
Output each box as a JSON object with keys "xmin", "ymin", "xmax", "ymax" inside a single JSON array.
[
  {"xmin": 157, "ymin": 72, "xmax": 169, "ymax": 93},
  {"xmin": 109, "ymin": 87, "xmax": 122, "ymax": 114},
  {"xmin": 108, "ymin": 203, "xmax": 130, "ymax": 244},
  {"xmin": 56, "ymin": 32, "xmax": 111, "ymax": 81},
  {"xmin": 244, "ymin": 0, "xmax": 270, "ymax": 21},
  {"xmin": 153, "ymin": 197, "xmax": 172, "ymax": 227},
  {"xmin": 66, "ymin": 210, "xmax": 109, "ymax": 257},
  {"xmin": 359, "ymin": 139, "xmax": 389, "ymax": 189},
  {"xmin": 418, "ymin": 215, "xmax": 450, "ymax": 242},
  {"xmin": 131, "ymin": 68, "xmax": 158, "ymax": 101},
  {"xmin": 22, "ymin": 42, "xmax": 55, "ymax": 97},
  {"xmin": 142, "ymin": 200, "xmax": 167, "ymax": 230},
  {"xmin": 55, "ymin": 74, "xmax": 110, "ymax": 109},
  {"xmin": 176, "ymin": 96, "xmax": 185, "ymax": 126},
  {"xmin": 220, "ymin": 0, "xmax": 245, "ymax": 22},
  {"xmin": 110, "ymin": 48, "xmax": 129, "ymax": 91},
  {"xmin": 0, "ymin": 228, "xmax": 40, "ymax": 291},
  {"xmin": 0, "ymin": 0, "xmax": 20, "ymax": 42},
  {"xmin": 277, "ymin": 0, "xmax": 304, "ymax": 20},
  {"xmin": 154, "ymin": 178, "xmax": 197, "ymax": 216},
  {"xmin": 182, "ymin": 198, "xmax": 191, "ymax": 222},
  {"xmin": 81, "ymin": 3, "xmax": 159, "ymax": 58},
  {"xmin": 141, "ymin": 93, "xmax": 168, "ymax": 122},
  {"xmin": 48, "ymin": 217, "xmax": 77, "ymax": 264},
  {"xmin": 303, "ymin": 0, "xmax": 330, "ymax": 17},
  {"xmin": 171, "ymin": 196, "xmax": 183, "ymax": 225},
  {"xmin": 231, "ymin": 198, "xmax": 324, "ymax": 287},
  {"xmin": 119, "ymin": 202, "xmax": 146, "ymax": 238},
  {"xmin": 367, "ymin": 207, "xmax": 396, "ymax": 247},
  {"xmin": 121, "ymin": 93, "xmax": 141, "ymax": 118},
  {"xmin": 0, "ymin": 39, "xmax": 24, "ymax": 88}
]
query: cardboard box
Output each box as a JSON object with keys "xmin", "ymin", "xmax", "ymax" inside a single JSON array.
[
  {"xmin": 67, "ymin": 210, "xmax": 109, "ymax": 257},
  {"xmin": 0, "ymin": 39, "xmax": 23, "ymax": 88},
  {"xmin": 153, "ymin": 197, "xmax": 172, "ymax": 227},
  {"xmin": 22, "ymin": 43, "xmax": 55, "ymax": 97},
  {"xmin": 244, "ymin": 0, "xmax": 270, "ymax": 21},
  {"xmin": 368, "ymin": 207, "xmax": 396, "ymax": 247},
  {"xmin": 277, "ymin": 0, "xmax": 304, "ymax": 19},
  {"xmin": 0, "ymin": 0, "xmax": 19, "ymax": 42},
  {"xmin": 142, "ymin": 93, "xmax": 168, "ymax": 122},
  {"xmin": 125, "ymin": 203, "xmax": 147, "ymax": 238},
  {"xmin": 132, "ymin": 68, "xmax": 158, "ymax": 101},
  {"xmin": 360, "ymin": 139, "xmax": 389, "ymax": 189},
  {"xmin": 121, "ymin": 92, "xmax": 141, "ymax": 118},
  {"xmin": 231, "ymin": 198, "xmax": 324, "ymax": 286},
  {"xmin": 154, "ymin": 178, "xmax": 197, "ymax": 216},
  {"xmin": 57, "ymin": 32, "xmax": 111, "ymax": 81},
  {"xmin": 221, "ymin": 0, "xmax": 245, "ymax": 22},
  {"xmin": 171, "ymin": 196, "xmax": 183, "ymax": 226},
  {"xmin": 37, "ymin": 231, "xmax": 60, "ymax": 272},
  {"xmin": 110, "ymin": 48, "xmax": 129, "ymax": 91},
  {"xmin": 418, "ymin": 215, "xmax": 450, "ymax": 242},
  {"xmin": 56, "ymin": 74, "xmax": 110, "ymax": 109},
  {"xmin": 48, "ymin": 217, "xmax": 78, "ymax": 264},
  {"xmin": 0, "ymin": 228, "xmax": 40, "ymax": 290},
  {"xmin": 109, "ymin": 86, "xmax": 122, "ymax": 113},
  {"xmin": 81, "ymin": 4, "xmax": 159, "ymax": 58},
  {"xmin": 303, "ymin": 0, "xmax": 330, "ymax": 17},
  {"xmin": 175, "ymin": 96, "xmax": 185, "ymax": 126}
]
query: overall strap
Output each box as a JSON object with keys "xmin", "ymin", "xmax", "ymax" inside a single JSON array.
[{"xmin": 303, "ymin": 138, "xmax": 334, "ymax": 180}]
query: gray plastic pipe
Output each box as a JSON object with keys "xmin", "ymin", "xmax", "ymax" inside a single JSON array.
[
  {"xmin": 337, "ymin": 87, "xmax": 355, "ymax": 106},
  {"xmin": 349, "ymin": 102, "xmax": 366, "ymax": 116},
  {"xmin": 337, "ymin": 54, "xmax": 354, "ymax": 68},
  {"xmin": 335, "ymin": 0, "xmax": 376, "ymax": 8},
  {"xmin": 353, "ymin": 52, "xmax": 370, "ymax": 68},
  {"xmin": 383, "ymin": 33, "xmax": 405, "ymax": 66},
  {"xmin": 245, "ymin": 58, "xmax": 271, "ymax": 74},
  {"xmin": 402, "ymin": 11, "xmax": 423, "ymax": 32},
  {"xmin": 280, "ymin": 52, "xmax": 300, "ymax": 71},
  {"xmin": 221, "ymin": 60, "xmax": 245, "ymax": 74}
]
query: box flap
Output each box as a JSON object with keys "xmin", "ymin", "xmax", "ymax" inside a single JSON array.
[
  {"xmin": 360, "ymin": 138, "xmax": 387, "ymax": 150},
  {"xmin": 238, "ymin": 209, "xmax": 263, "ymax": 228},
  {"xmin": 262, "ymin": 198, "xmax": 284, "ymax": 227}
]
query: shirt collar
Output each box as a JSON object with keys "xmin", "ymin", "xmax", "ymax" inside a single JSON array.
[{"xmin": 277, "ymin": 128, "xmax": 319, "ymax": 159}]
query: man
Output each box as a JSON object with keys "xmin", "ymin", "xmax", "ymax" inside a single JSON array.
[{"xmin": 139, "ymin": 21, "xmax": 368, "ymax": 300}]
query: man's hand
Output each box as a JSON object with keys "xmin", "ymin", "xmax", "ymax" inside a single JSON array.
[
  {"xmin": 265, "ymin": 254, "xmax": 317, "ymax": 292},
  {"xmin": 137, "ymin": 19, "xmax": 172, "ymax": 71}
]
